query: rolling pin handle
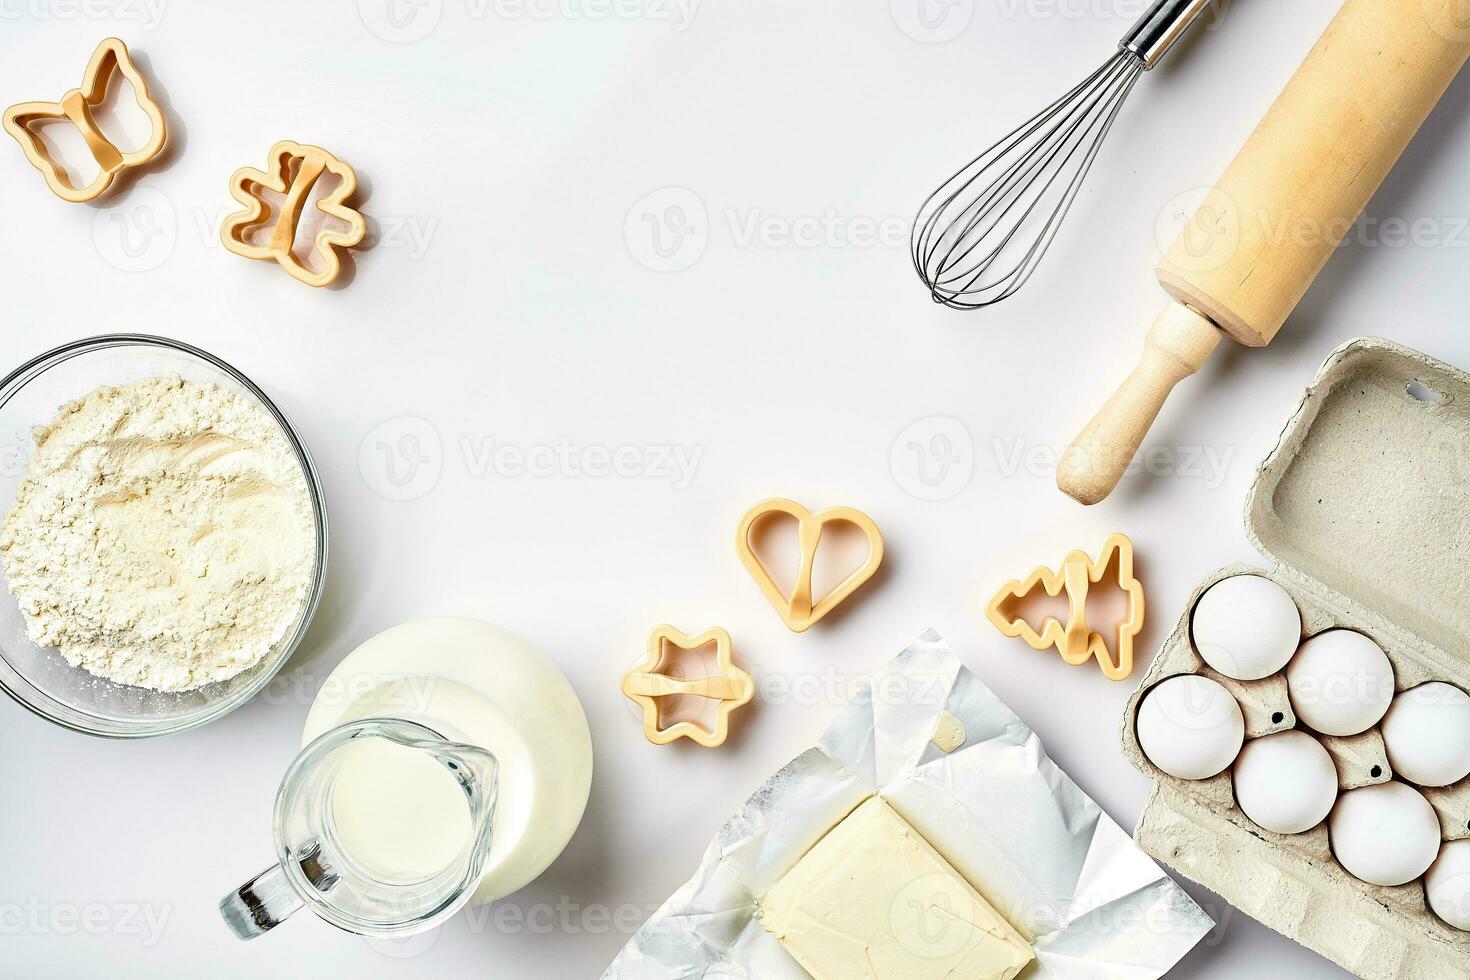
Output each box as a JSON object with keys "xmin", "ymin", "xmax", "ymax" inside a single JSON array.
[{"xmin": 1056, "ymin": 303, "xmax": 1222, "ymax": 505}]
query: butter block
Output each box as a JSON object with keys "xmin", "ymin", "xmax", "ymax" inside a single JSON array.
[{"xmin": 760, "ymin": 796, "xmax": 1033, "ymax": 980}]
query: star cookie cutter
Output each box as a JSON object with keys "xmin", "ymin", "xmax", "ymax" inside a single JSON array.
[
  {"xmin": 984, "ymin": 532, "xmax": 1145, "ymax": 681},
  {"xmin": 622, "ymin": 626, "xmax": 754, "ymax": 747},
  {"xmin": 220, "ymin": 140, "xmax": 366, "ymax": 287},
  {"xmin": 735, "ymin": 498, "xmax": 884, "ymax": 633},
  {"xmin": 3, "ymin": 37, "xmax": 168, "ymax": 203}
]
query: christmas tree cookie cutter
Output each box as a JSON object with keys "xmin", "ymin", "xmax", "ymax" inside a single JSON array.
[
  {"xmin": 220, "ymin": 140, "xmax": 366, "ymax": 287},
  {"xmin": 622, "ymin": 626, "xmax": 754, "ymax": 748},
  {"xmin": 985, "ymin": 532, "xmax": 1145, "ymax": 681},
  {"xmin": 3, "ymin": 37, "xmax": 168, "ymax": 203},
  {"xmin": 735, "ymin": 498, "xmax": 884, "ymax": 633}
]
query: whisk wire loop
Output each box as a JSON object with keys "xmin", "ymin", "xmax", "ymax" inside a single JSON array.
[{"xmin": 912, "ymin": 50, "xmax": 1146, "ymax": 309}]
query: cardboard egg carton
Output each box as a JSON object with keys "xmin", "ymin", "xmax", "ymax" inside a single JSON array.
[{"xmin": 1120, "ymin": 338, "xmax": 1470, "ymax": 979}]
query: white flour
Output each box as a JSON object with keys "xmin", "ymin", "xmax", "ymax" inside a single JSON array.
[{"xmin": 0, "ymin": 377, "xmax": 316, "ymax": 692}]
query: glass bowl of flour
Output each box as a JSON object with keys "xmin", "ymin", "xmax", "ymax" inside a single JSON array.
[{"xmin": 0, "ymin": 335, "xmax": 327, "ymax": 737}]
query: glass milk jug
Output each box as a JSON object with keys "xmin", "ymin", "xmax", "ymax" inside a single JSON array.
[{"xmin": 220, "ymin": 718, "xmax": 499, "ymax": 940}]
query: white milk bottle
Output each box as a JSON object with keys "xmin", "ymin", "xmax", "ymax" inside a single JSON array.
[{"xmin": 299, "ymin": 618, "xmax": 594, "ymax": 906}]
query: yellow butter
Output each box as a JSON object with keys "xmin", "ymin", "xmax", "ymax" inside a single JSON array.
[{"xmin": 760, "ymin": 796, "xmax": 1034, "ymax": 980}]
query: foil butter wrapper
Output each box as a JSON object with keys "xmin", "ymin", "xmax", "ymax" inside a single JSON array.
[{"xmin": 604, "ymin": 631, "xmax": 1214, "ymax": 978}]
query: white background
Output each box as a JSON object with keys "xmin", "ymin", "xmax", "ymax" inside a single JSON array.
[{"xmin": 0, "ymin": 0, "xmax": 1465, "ymax": 977}]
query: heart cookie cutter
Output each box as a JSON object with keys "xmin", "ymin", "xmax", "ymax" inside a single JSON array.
[
  {"xmin": 735, "ymin": 498, "xmax": 884, "ymax": 633},
  {"xmin": 220, "ymin": 140, "xmax": 366, "ymax": 287},
  {"xmin": 622, "ymin": 626, "xmax": 754, "ymax": 747},
  {"xmin": 984, "ymin": 532, "xmax": 1145, "ymax": 681},
  {"xmin": 3, "ymin": 37, "xmax": 168, "ymax": 203}
]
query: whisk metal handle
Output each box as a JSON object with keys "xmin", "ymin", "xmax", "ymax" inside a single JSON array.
[{"xmin": 1121, "ymin": 0, "xmax": 1217, "ymax": 69}]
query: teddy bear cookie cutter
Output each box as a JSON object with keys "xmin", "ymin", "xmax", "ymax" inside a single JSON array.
[
  {"xmin": 985, "ymin": 532, "xmax": 1145, "ymax": 681},
  {"xmin": 3, "ymin": 37, "xmax": 168, "ymax": 203},
  {"xmin": 622, "ymin": 626, "xmax": 754, "ymax": 747},
  {"xmin": 735, "ymin": 498, "xmax": 884, "ymax": 633},
  {"xmin": 220, "ymin": 140, "xmax": 366, "ymax": 287}
]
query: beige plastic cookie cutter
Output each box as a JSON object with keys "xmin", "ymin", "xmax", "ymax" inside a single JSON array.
[
  {"xmin": 220, "ymin": 140, "xmax": 366, "ymax": 287},
  {"xmin": 735, "ymin": 498, "xmax": 884, "ymax": 633},
  {"xmin": 622, "ymin": 625, "xmax": 754, "ymax": 748},
  {"xmin": 3, "ymin": 37, "xmax": 168, "ymax": 203},
  {"xmin": 985, "ymin": 532, "xmax": 1145, "ymax": 681}
]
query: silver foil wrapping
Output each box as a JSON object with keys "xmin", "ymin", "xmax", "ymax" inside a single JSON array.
[{"xmin": 604, "ymin": 630, "xmax": 1214, "ymax": 978}]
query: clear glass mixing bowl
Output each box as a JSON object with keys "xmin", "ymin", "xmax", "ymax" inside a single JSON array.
[{"xmin": 0, "ymin": 335, "xmax": 328, "ymax": 737}]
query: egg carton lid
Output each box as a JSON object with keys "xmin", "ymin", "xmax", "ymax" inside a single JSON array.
[{"xmin": 1244, "ymin": 336, "xmax": 1470, "ymax": 678}]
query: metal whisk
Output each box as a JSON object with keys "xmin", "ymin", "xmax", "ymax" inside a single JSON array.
[{"xmin": 912, "ymin": 0, "xmax": 1218, "ymax": 310}]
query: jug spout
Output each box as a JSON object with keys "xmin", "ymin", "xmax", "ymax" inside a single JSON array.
[
  {"xmin": 219, "ymin": 718, "xmax": 498, "ymax": 940},
  {"xmin": 431, "ymin": 740, "xmax": 499, "ymax": 826}
]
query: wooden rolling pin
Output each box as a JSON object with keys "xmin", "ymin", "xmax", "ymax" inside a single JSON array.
[{"xmin": 1057, "ymin": 0, "xmax": 1469, "ymax": 505}]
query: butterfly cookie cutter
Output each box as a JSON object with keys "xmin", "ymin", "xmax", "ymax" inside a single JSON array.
[
  {"xmin": 984, "ymin": 532, "xmax": 1145, "ymax": 681},
  {"xmin": 736, "ymin": 498, "xmax": 884, "ymax": 633},
  {"xmin": 3, "ymin": 37, "xmax": 168, "ymax": 203},
  {"xmin": 220, "ymin": 140, "xmax": 366, "ymax": 287},
  {"xmin": 622, "ymin": 626, "xmax": 754, "ymax": 747}
]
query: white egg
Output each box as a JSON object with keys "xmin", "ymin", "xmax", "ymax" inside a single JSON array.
[
  {"xmin": 1381, "ymin": 682, "xmax": 1470, "ymax": 788},
  {"xmin": 1286, "ymin": 630, "xmax": 1395, "ymax": 737},
  {"xmin": 1232, "ymin": 731, "xmax": 1339, "ymax": 835},
  {"xmin": 1426, "ymin": 839, "xmax": 1470, "ymax": 931},
  {"xmin": 1136, "ymin": 674, "xmax": 1245, "ymax": 781},
  {"xmin": 1191, "ymin": 575, "xmax": 1302, "ymax": 680},
  {"xmin": 1328, "ymin": 782, "xmax": 1441, "ymax": 886}
]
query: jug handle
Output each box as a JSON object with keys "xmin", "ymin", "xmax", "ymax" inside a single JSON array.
[{"xmin": 221, "ymin": 838, "xmax": 339, "ymax": 940}]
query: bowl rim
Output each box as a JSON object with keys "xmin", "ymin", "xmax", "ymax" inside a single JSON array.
[{"xmin": 0, "ymin": 333, "xmax": 330, "ymax": 738}]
